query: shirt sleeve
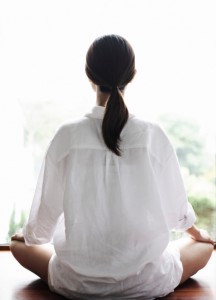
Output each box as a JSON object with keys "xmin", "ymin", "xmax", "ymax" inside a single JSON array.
[
  {"xmin": 23, "ymin": 151, "xmax": 63, "ymax": 245},
  {"xmin": 157, "ymin": 150, "xmax": 196, "ymax": 232}
]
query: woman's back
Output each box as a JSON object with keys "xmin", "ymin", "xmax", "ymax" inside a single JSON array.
[{"xmin": 47, "ymin": 106, "xmax": 188, "ymax": 281}]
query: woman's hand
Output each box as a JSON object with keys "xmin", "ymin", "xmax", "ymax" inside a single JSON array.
[
  {"xmin": 187, "ymin": 225, "xmax": 214, "ymax": 245},
  {"xmin": 11, "ymin": 233, "xmax": 25, "ymax": 242},
  {"xmin": 194, "ymin": 229, "xmax": 215, "ymax": 245}
]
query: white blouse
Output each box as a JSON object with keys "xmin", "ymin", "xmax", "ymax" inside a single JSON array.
[{"xmin": 23, "ymin": 105, "xmax": 195, "ymax": 283}]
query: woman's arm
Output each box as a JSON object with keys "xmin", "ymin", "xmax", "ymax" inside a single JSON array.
[
  {"xmin": 186, "ymin": 224, "xmax": 214, "ymax": 245},
  {"xmin": 23, "ymin": 153, "xmax": 63, "ymax": 245}
]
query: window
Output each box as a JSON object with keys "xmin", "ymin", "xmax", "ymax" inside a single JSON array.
[{"xmin": 0, "ymin": 0, "xmax": 215, "ymax": 245}]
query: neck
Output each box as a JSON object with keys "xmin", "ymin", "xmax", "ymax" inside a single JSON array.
[{"xmin": 96, "ymin": 86, "xmax": 110, "ymax": 107}]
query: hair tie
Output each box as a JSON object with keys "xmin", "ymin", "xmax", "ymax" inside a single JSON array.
[{"xmin": 111, "ymin": 85, "xmax": 118, "ymax": 91}]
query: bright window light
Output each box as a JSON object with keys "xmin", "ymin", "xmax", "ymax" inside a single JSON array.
[{"xmin": 0, "ymin": 0, "xmax": 215, "ymax": 243}]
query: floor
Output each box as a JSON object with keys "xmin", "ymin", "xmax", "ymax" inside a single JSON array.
[{"xmin": 0, "ymin": 250, "xmax": 215, "ymax": 300}]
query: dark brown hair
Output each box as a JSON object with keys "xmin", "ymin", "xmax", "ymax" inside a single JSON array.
[{"xmin": 85, "ymin": 34, "xmax": 136, "ymax": 156}]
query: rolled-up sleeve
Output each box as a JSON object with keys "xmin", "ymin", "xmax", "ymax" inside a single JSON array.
[
  {"xmin": 173, "ymin": 201, "xmax": 196, "ymax": 231},
  {"xmin": 157, "ymin": 151, "xmax": 196, "ymax": 232}
]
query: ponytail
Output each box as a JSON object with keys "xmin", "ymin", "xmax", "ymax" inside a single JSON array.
[
  {"xmin": 102, "ymin": 87, "xmax": 128, "ymax": 156},
  {"xmin": 85, "ymin": 34, "xmax": 136, "ymax": 156}
]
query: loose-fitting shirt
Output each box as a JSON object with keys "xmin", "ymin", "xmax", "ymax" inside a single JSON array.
[{"xmin": 23, "ymin": 106, "xmax": 195, "ymax": 284}]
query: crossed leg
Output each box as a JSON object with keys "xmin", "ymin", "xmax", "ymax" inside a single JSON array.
[
  {"xmin": 173, "ymin": 237, "xmax": 214, "ymax": 285},
  {"xmin": 10, "ymin": 237, "xmax": 214, "ymax": 288},
  {"xmin": 10, "ymin": 241, "xmax": 54, "ymax": 284}
]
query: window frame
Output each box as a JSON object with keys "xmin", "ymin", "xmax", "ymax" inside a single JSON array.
[{"xmin": 0, "ymin": 245, "xmax": 10, "ymax": 250}]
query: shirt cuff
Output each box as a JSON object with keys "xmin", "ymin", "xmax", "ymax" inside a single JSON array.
[
  {"xmin": 174, "ymin": 202, "xmax": 196, "ymax": 232},
  {"xmin": 23, "ymin": 224, "xmax": 51, "ymax": 245}
]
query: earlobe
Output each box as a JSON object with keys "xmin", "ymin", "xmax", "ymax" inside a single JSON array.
[
  {"xmin": 129, "ymin": 69, "xmax": 137, "ymax": 84},
  {"xmin": 133, "ymin": 69, "xmax": 137, "ymax": 79},
  {"xmin": 90, "ymin": 81, "xmax": 97, "ymax": 92}
]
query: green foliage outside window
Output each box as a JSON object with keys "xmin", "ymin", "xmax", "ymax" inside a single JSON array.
[
  {"xmin": 159, "ymin": 115, "xmax": 215, "ymax": 237},
  {"xmin": 7, "ymin": 208, "xmax": 27, "ymax": 243}
]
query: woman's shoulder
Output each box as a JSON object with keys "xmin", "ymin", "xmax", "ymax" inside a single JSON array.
[
  {"xmin": 54, "ymin": 115, "xmax": 95, "ymax": 140},
  {"xmin": 127, "ymin": 116, "xmax": 174, "ymax": 160},
  {"xmin": 46, "ymin": 116, "xmax": 91, "ymax": 161},
  {"xmin": 56, "ymin": 116, "xmax": 90, "ymax": 133},
  {"xmin": 128, "ymin": 115, "xmax": 169, "ymax": 140}
]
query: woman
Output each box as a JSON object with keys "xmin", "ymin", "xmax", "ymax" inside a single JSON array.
[{"xmin": 10, "ymin": 34, "xmax": 214, "ymax": 299}]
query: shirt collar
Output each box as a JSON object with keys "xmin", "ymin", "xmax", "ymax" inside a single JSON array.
[
  {"xmin": 86, "ymin": 105, "xmax": 134, "ymax": 119},
  {"xmin": 88, "ymin": 106, "xmax": 105, "ymax": 119}
]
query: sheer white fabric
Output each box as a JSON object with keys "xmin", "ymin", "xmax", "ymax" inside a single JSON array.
[{"xmin": 23, "ymin": 106, "xmax": 195, "ymax": 297}]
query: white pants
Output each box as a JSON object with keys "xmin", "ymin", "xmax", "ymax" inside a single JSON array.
[{"xmin": 48, "ymin": 244, "xmax": 183, "ymax": 300}]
